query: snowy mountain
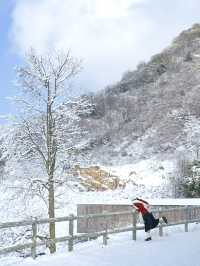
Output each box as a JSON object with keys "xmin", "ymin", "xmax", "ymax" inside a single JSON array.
[
  {"xmin": 82, "ymin": 23, "xmax": 200, "ymax": 166},
  {"xmin": 70, "ymin": 23, "xmax": 200, "ymax": 195}
]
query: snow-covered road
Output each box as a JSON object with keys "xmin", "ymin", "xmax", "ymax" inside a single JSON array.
[{"xmin": 1, "ymin": 226, "xmax": 200, "ymax": 266}]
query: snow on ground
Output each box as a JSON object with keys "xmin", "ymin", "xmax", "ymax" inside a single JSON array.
[
  {"xmin": 100, "ymin": 157, "xmax": 175, "ymax": 198},
  {"xmin": 103, "ymin": 158, "xmax": 174, "ymax": 185},
  {"xmin": 1, "ymin": 224, "xmax": 200, "ymax": 266}
]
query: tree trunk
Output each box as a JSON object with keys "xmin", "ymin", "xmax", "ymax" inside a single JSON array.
[
  {"xmin": 47, "ymin": 81, "xmax": 56, "ymax": 253},
  {"xmin": 48, "ymin": 174, "xmax": 56, "ymax": 253}
]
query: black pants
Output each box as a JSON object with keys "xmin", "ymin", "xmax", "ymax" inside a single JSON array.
[{"xmin": 142, "ymin": 212, "xmax": 159, "ymax": 232}]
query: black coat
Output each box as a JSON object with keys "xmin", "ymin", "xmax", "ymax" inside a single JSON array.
[{"xmin": 142, "ymin": 212, "xmax": 159, "ymax": 232}]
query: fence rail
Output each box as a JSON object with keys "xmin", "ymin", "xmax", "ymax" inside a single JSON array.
[{"xmin": 0, "ymin": 206, "xmax": 200, "ymax": 259}]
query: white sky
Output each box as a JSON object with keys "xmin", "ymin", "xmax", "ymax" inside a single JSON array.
[{"xmin": 10, "ymin": 0, "xmax": 200, "ymax": 94}]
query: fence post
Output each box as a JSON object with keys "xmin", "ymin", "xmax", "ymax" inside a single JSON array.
[
  {"xmin": 31, "ymin": 218, "xmax": 37, "ymax": 259},
  {"xmin": 103, "ymin": 225, "xmax": 108, "ymax": 246},
  {"xmin": 185, "ymin": 207, "xmax": 189, "ymax": 232},
  {"xmin": 102, "ymin": 212, "xmax": 108, "ymax": 246},
  {"xmin": 68, "ymin": 214, "xmax": 74, "ymax": 252},
  {"xmin": 159, "ymin": 210, "xmax": 163, "ymax": 237},
  {"xmin": 132, "ymin": 211, "xmax": 137, "ymax": 240},
  {"xmin": 159, "ymin": 224, "xmax": 163, "ymax": 237}
]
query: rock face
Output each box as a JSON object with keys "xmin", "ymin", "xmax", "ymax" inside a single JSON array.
[
  {"xmin": 79, "ymin": 24, "xmax": 200, "ymax": 166},
  {"xmin": 73, "ymin": 165, "xmax": 126, "ymax": 191}
]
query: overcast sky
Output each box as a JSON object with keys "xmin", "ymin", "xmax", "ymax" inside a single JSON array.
[{"xmin": 1, "ymin": 0, "xmax": 200, "ymax": 123}]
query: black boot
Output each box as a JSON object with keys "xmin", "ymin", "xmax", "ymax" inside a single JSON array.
[
  {"xmin": 145, "ymin": 237, "xmax": 152, "ymax": 241},
  {"xmin": 162, "ymin": 216, "xmax": 168, "ymax": 224}
]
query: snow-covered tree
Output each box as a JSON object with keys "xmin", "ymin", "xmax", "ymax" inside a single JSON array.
[
  {"xmin": 13, "ymin": 49, "xmax": 91, "ymax": 253},
  {"xmin": 181, "ymin": 160, "xmax": 200, "ymax": 198}
]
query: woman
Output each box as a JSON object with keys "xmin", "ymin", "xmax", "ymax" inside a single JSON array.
[{"xmin": 132, "ymin": 198, "xmax": 168, "ymax": 241}]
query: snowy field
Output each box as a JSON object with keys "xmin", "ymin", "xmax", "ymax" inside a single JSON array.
[{"xmin": 1, "ymin": 224, "xmax": 200, "ymax": 266}]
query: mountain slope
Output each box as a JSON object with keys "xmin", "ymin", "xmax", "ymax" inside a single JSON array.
[{"xmin": 80, "ymin": 23, "xmax": 200, "ymax": 167}]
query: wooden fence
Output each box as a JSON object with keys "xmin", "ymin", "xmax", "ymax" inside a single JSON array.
[{"xmin": 0, "ymin": 206, "xmax": 200, "ymax": 259}]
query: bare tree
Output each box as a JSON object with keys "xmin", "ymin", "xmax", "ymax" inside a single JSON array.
[{"xmin": 15, "ymin": 49, "xmax": 84, "ymax": 253}]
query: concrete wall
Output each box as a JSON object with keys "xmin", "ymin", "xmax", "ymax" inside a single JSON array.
[{"xmin": 77, "ymin": 204, "xmax": 132, "ymax": 233}]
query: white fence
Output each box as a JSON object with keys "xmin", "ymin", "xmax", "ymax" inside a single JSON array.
[{"xmin": 0, "ymin": 206, "xmax": 200, "ymax": 259}]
